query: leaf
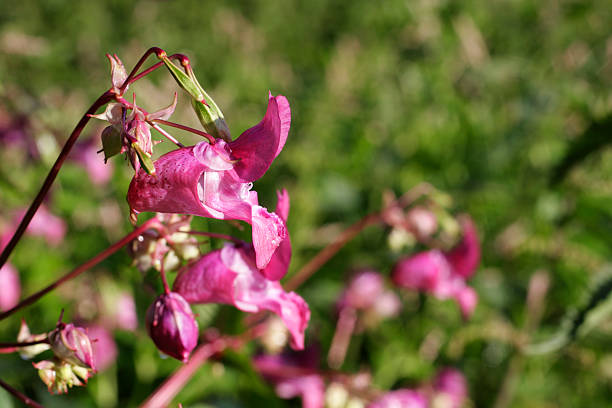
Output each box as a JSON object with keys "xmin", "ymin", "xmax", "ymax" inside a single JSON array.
[{"xmin": 101, "ymin": 126, "xmax": 122, "ymax": 162}]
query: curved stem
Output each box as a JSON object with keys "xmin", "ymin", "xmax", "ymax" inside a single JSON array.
[
  {"xmin": 0, "ymin": 218, "xmax": 159, "ymax": 321},
  {"xmin": 151, "ymin": 119, "xmax": 215, "ymax": 144},
  {"xmin": 0, "ymin": 378, "xmax": 44, "ymax": 408},
  {"xmin": 0, "ymin": 91, "xmax": 114, "ymax": 271},
  {"xmin": 150, "ymin": 123, "xmax": 185, "ymax": 148},
  {"xmin": 119, "ymin": 47, "xmax": 165, "ymax": 94}
]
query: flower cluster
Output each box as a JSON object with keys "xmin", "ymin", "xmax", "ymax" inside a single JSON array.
[{"xmin": 392, "ymin": 216, "xmax": 480, "ymax": 319}]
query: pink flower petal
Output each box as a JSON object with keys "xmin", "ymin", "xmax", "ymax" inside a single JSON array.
[
  {"xmin": 261, "ymin": 189, "xmax": 292, "ymax": 280},
  {"xmin": 0, "ymin": 263, "xmax": 20, "ymax": 311},
  {"xmin": 229, "ymin": 94, "xmax": 290, "ymax": 183},
  {"xmin": 444, "ymin": 216, "xmax": 480, "ymax": 279},
  {"xmin": 173, "ymin": 244, "xmax": 309, "ymax": 349}
]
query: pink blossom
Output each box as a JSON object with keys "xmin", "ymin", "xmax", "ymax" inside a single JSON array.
[
  {"xmin": 0, "ymin": 263, "xmax": 20, "ymax": 311},
  {"xmin": 432, "ymin": 368, "xmax": 468, "ymax": 408},
  {"xmin": 392, "ymin": 216, "xmax": 480, "ymax": 319},
  {"xmin": 146, "ymin": 292, "xmax": 199, "ymax": 362},
  {"xmin": 86, "ymin": 325, "xmax": 118, "ymax": 371},
  {"xmin": 445, "ymin": 216, "xmax": 480, "ymax": 279},
  {"xmin": 340, "ymin": 270, "xmax": 385, "ymax": 310},
  {"xmin": 115, "ymin": 292, "xmax": 138, "ymax": 331},
  {"xmin": 254, "ymin": 348, "xmax": 323, "ymax": 408},
  {"xmin": 173, "ymin": 243, "xmax": 309, "ymax": 350},
  {"xmin": 8, "ymin": 205, "xmax": 67, "ymax": 247},
  {"xmin": 127, "ymin": 94, "xmax": 290, "ymax": 269},
  {"xmin": 262, "ymin": 189, "xmax": 292, "ymax": 280},
  {"xmin": 367, "ymin": 389, "xmax": 428, "ymax": 408}
]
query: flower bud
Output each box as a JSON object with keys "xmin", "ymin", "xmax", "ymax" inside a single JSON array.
[
  {"xmin": 146, "ymin": 292, "xmax": 199, "ymax": 362},
  {"xmin": 49, "ymin": 322, "xmax": 95, "ymax": 370}
]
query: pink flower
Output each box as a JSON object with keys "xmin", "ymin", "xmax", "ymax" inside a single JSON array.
[
  {"xmin": 0, "ymin": 263, "xmax": 20, "ymax": 311},
  {"xmin": 367, "ymin": 389, "xmax": 428, "ymax": 408},
  {"xmin": 7, "ymin": 205, "xmax": 67, "ymax": 247},
  {"xmin": 49, "ymin": 322, "xmax": 96, "ymax": 370},
  {"xmin": 115, "ymin": 292, "xmax": 138, "ymax": 331},
  {"xmin": 432, "ymin": 368, "xmax": 468, "ymax": 408},
  {"xmin": 262, "ymin": 189, "xmax": 292, "ymax": 280},
  {"xmin": 254, "ymin": 348, "xmax": 324, "ymax": 408},
  {"xmin": 127, "ymin": 94, "xmax": 290, "ymax": 269},
  {"xmin": 173, "ymin": 243, "xmax": 310, "ymax": 350},
  {"xmin": 392, "ymin": 216, "xmax": 480, "ymax": 319},
  {"xmin": 86, "ymin": 325, "xmax": 118, "ymax": 371},
  {"xmin": 445, "ymin": 216, "xmax": 480, "ymax": 279},
  {"xmin": 146, "ymin": 292, "xmax": 199, "ymax": 362}
]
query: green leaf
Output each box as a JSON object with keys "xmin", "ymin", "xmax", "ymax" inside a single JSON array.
[
  {"xmin": 101, "ymin": 126, "xmax": 122, "ymax": 161},
  {"xmin": 132, "ymin": 143, "xmax": 156, "ymax": 175}
]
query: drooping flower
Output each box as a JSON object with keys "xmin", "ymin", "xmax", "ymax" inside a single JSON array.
[
  {"xmin": 392, "ymin": 216, "xmax": 480, "ymax": 319},
  {"xmin": 145, "ymin": 292, "xmax": 199, "ymax": 362},
  {"xmin": 127, "ymin": 94, "xmax": 291, "ymax": 269},
  {"xmin": 173, "ymin": 242, "xmax": 309, "ymax": 350},
  {"xmin": 367, "ymin": 389, "xmax": 428, "ymax": 408},
  {"xmin": 254, "ymin": 348, "xmax": 324, "ymax": 408}
]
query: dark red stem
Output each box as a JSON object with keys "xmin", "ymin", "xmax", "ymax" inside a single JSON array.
[
  {"xmin": 151, "ymin": 119, "xmax": 216, "ymax": 144},
  {"xmin": 0, "ymin": 338, "xmax": 49, "ymax": 348},
  {"xmin": 0, "ymin": 378, "xmax": 44, "ymax": 408},
  {"xmin": 0, "ymin": 218, "xmax": 159, "ymax": 321},
  {"xmin": 0, "ymin": 91, "xmax": 114, "ymax": 271},
  {"xmin": 119, "ymin": 47, "xmax": 165, "ymax": 94}
]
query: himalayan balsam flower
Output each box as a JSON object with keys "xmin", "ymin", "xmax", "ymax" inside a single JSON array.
[
  {"xmin": 173, "ymin": 243, "xmax": 309, "ymax": 350},
  {"xmin": 146, "ymin": 292, "xmax": 198, "ymax": 362},
  {"xmin": 367, "ymin": 389, "xmax": 428, "ymax": 408},
  {"xmin": 338, "ymin": 270, "xmax": 400, "ymax": 322},
  {"xmin": 432, "ymin": 368, "xmax": 468, "ymax": 408},
  {"xmin": 48, "ymin": 322, "xmax": 96, "ymax": 370},
  {"xmin": 254, "ymin": 348, "xmax": 324, "ymax": 408},
  {"xmin": 33, "ymin": 360, "xmax": 92, "ymax": 394},
  {"xmin": 128, "ymin": 93, "xmax": 290, "ymax": 269},
  {"xmin": 392, "ymin": 217, "xmax": 480, "ymax": 319}
]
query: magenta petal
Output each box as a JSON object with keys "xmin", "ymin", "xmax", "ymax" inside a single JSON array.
[
  {"xmin": 173, "ymin": 245, "xmax": 309, "ymax": 349},
  {"xmin": 252, "ymin": 205, "xmax": 287, "ymax": 270},
  {"xmin": 367, "ymin": 390, "xmax": 428, "ymax": 408},
  {"xmin": 229, "ymin": 94, "xmax": 290, "ymax": 183},
  {"xmin": 127, "ymin": 147, "xmax": 213, "ymax": 218},
  {"xmin": 434, "ymin": 368, "xmax": 468, "ymax": 407},
  {"xmin": 444, "ymin": 216, "xmax": 480, "ymax": 279},
  {"xmin": 392, "ymin": 250, "xmax": 450, "ymax": 292},
  {"xmin": 455, "ymin": 286, "xmax": 478, "ymax": 320},
  {"xmin": 261, "ymin": 190, "xmax": 292, "ymax": 280}
]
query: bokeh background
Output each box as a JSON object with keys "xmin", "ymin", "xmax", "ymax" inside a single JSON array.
[{"xmin": 1, "ymin": 0, "xmax": 612, "ymax": 407}]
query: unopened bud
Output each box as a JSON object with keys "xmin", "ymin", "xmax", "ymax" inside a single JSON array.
[
  {"xmin": 49, "ymin": 322, "xmax": 95, "ymax": 370},
  {"xmin": 146, "ymin": 292, "xmax": 199, "ymax": 362}
]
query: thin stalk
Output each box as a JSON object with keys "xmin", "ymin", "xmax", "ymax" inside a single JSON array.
[
  {"xmin": 0, "ymin": 218, "xmax": 159, "ymax": 321},
  {"xmin": 140, "ymin": 338, "xmax": 227, "ymax": 408},
  {"xmin": 119, "ymin": 47, "xmax": 165, "ymax": 94},
  {"xmin": 0, "ymin": 339, "xmax": 49, "ymax": 348},
  {"xmin": 127, "ymin": 53, "xmax": 187, "ymax": 86},
  {"xmin": 0, "ymin": 378, "xmax": 44, "ymax": 408},
  {"xmin": 151, "ymin": 119, "xmax": 215, "ymax": 144},
  {"xmin": 150, "ymin": 123, "xmax": 185, "ymax": 148},
  {"xmin": 0, "ymin": 91, "xmax": 114, "ymax": 271},
  {"xmin": 159, "ymin": 263, "xmax": 170, "ymax": 295}
]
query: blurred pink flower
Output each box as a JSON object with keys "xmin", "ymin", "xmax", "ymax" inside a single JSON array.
[
  {"xmin": 367, "ymin": 389, "xmax": 428, "ymax": 408},
  {"xmin": 254, "ymin": 348, "xmax": 323, "ymax": 408},
  {"xmin": 10, "ymin": 205, "xmax": 67, "ymax": 246},
  {"xmin": 127, "ymin": 94, "xmax": 290, "ymax": 269},
  {"xmin": 432, "ymin": 367, "xmax": 468, "ymax": 408},
  {"xmin": 173, "ymin": 243, "xmax": 309, "ymax": 350},
  {"xmin": 146, "ymin": 292, "xmax": 199, "ymax": 362},
  {"xmin": 115, "ymin": 292, "xmax": 138, "ymax": 331},
  {"xmin": 0, "ymin": 263, "xmax": 20, "ymax": 311},
  {"xmin": 392, "ymin": 216, "xmax": 480, "ymax": 319},
  {"xmin": 86, "ymin": 325, "xmax": 118, "ymax": 371},
  {"xmin": 72, "ymin": 139, "xmax": 113, "ymax": 186}
]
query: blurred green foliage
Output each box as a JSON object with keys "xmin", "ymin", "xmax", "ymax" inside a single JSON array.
[{"xmin": 0, "ymin": 0, "xmax": 611, "ymax": 407}]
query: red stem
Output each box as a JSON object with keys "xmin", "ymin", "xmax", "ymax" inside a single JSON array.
[
  {"xmin": 151, "ymin": 119, "xmax": 216, "ymax": 144},
  {"xmin": 119, "ymin": 47, "xmax": 165, "ymax": 94},
  {"xmin": 0, "ymin": 378, "xmax": 44, "ymax": 408},
  {"xmin": 0, "ymin": 339, "xmax": 49, "ymax": 348},
  {"xmin": 0, "ymin": 91, "xmax": 114, "ymax": 271},
  {"xmin": 0, "ymin": 218, "xmax": 159, "ymax": 321},
  {"xmin": 139, "ymin": 338, "xmax": 227, "ymax": 408}
]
